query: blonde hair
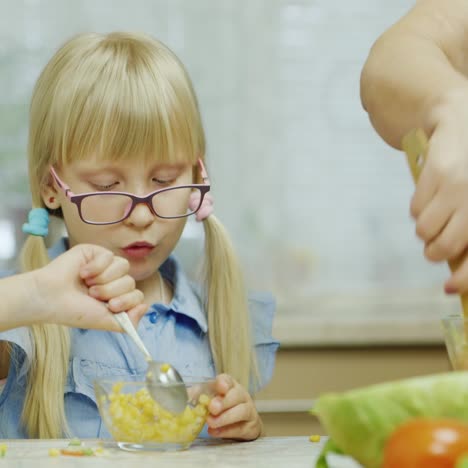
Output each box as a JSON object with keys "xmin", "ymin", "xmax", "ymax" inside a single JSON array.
[{"xmin": 18, "ymin": 32, "xmax": 257, "ymax": 438}]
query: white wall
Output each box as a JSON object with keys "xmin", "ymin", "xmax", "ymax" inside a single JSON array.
[{"xmin": 0, "ymin": 0, "xmax": 451, "ymax": 316}]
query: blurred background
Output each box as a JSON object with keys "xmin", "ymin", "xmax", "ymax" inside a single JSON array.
[{"xmin": 0, "ymin": 0, "xmax": 457, "ymax": 434}]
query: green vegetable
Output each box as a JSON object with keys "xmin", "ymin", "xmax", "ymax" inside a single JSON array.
[
  {"xmin": 456, "ymin": 454, "xmax": 468, "ymax": 468},
  {"xmin": 312, "ymin": 371, "xmax": 468, "ymax": 468},
  {"xmin": 68, "ymin": 438, "xmax": 82, "ymax": 447},
  {"xmin": 315, "ymin": 439, "xmax": 343, "ymax": 468}
]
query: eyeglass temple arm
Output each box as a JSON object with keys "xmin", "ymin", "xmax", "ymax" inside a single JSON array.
[
  {"xmin": 49, "ymin": 166, "xmax": 74, "ymax": 199},
  {"xmin": 198, "ymin": 159, "xmax": 210, "ymax": 185}
]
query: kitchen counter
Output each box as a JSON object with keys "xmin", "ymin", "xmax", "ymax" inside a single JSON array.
[{"xmin": 0, "ymin": 437, "xmax": 361, "ymax": 468}]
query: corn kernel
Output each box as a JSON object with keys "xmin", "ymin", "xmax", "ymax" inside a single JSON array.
[
  {"xmin": 112, "ymin": 383, "xmax": 124, "ymax": 393},
  {"xmin": 194, "ymin": 404, "xmax": 207, "ymax": 417},
  {"xmin": 48, "ymin": 448, "xmax": 60, "ymax": 457},
  {"xmin": 199, "ymin": 394, "xmax": 210, "ymax": 406},
  {"xmin": 309, "ymin": 435, "xmax": 321, "ymax": 443},
  {"xmin": 160, "ymin": 363, "xmax": 171, "ymax": 373},
  {"xmin": 94, "ymin": 447, "xmax": 106, "ymax": 456},
  {"xmin": 180, "ymin": 406, "xmax": 194, "ymax": 424}
]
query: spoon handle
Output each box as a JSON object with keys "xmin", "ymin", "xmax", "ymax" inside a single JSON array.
[{"xmin": 113, "ymin": 312, "xmax": 152, "ymax": 361}]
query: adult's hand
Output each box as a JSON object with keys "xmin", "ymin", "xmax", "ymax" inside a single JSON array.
[
  {"xmin": 410, "ymin": 88, "xmax": 468, "ymax": 293},
  {"xmin": 33, "ymin": 244, "xmax": 147, "ymax": 330}
]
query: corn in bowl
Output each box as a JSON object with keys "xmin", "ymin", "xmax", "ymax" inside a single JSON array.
[{"xmin": 94, "ymin": 378, "xmax": 215, "ymax": 451}]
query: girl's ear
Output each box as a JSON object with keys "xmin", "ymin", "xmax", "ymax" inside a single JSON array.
[{"xmin": 41, "ymin": 176, "xmax": 61, "ymax": 210}]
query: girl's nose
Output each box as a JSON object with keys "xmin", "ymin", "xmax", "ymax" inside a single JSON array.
[{"xmin": 124, "ymin": 201, "xmax": 156, "ymax": 228}]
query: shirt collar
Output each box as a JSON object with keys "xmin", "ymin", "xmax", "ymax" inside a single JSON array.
[
  {"xmin": 159, "ymin": 256, "xmax": 207, "ymax": 333},
  {"xmin": 48, "ymin": 238, "xmax": 208, "ymax": 333}
]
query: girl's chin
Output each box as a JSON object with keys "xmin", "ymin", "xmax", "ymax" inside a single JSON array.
[{"xmin": 129, "ymin": 265, "xmax": 159, "ymax": 283}]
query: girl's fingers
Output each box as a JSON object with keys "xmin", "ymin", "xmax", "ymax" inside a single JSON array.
[
  {"xmin": 214, "ymin": 373, "xmax": 235, "ymax": 395},
  {"xmin": 209, "ymin": 386, "xmax": 248, "ymax": 416},
  {"xmin": 207, "ymin": 401, "xmax": 254, "ymax": 429},
  {"xmin": 207, "ymin": 374, "xmax": 260, "ymax": 440},
  {"xmin": 207, "ymin": 420, "xmax": 256, "ymax": 439},
  {"xmin": 209, "ymin": 374, "xmax": 241, "ymax": 416}
]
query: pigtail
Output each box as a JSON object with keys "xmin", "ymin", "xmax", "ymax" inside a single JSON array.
[
  {"xmin": 202, "ymin": 215, "xmax": 259, "ymax": 392},
  {"xmin": 19, "ymin": 234, "xmax": 70, "ymax": 438}
]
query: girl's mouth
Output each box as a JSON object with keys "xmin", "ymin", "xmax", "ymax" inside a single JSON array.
[{"xmin": 121, "ymin": 241, "xmax": 155, "ymax": 259}]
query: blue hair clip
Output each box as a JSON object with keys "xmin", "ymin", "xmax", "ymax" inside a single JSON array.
[{"xmin": 22, "ymin": 208, "xmax": 50, "ymax": 237}]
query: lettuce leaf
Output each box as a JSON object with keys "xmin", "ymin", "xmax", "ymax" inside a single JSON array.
[
  {"xmin": 456, "ymin": 455, "xmax": 468, "ymax": 468},
  {"xmin": 315, "ymin": 439, "xmax": 344, "ymax": 468},
  {"xmin": 313, "ymin": 371, "xmax": 468, "ymax": 468}
]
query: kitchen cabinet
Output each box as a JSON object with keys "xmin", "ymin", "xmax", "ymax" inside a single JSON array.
[{"xmin": 257, "ymin": 345, "xmax": 450, "ymax": 436}]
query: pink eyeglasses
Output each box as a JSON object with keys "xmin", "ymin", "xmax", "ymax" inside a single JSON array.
[{"xmin": 49, "ymin": 159, "xmax": 211, "ymax": 225}]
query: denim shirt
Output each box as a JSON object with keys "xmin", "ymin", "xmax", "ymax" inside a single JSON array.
[{"xmin": 0, "ymin": 239, "xmax": 279, "ymax": 438}]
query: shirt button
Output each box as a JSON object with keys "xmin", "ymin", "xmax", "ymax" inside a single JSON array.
[{"xmin": 149, "ymin": 312, "xmax": 158, "ymax": 324}]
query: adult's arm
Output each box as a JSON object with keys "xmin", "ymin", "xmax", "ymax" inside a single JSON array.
[
  {"xmin": 0, "ymin": 244, "xmax": 147, "ymax": 332},
  {"xmin": 361, "ymin": 0, "xmax": 468, "ymax": 148}
]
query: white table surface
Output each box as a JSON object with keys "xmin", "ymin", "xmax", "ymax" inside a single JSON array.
[{"xmin": 0, "ymin": 437, "xmax": 362, "ymax": 468}]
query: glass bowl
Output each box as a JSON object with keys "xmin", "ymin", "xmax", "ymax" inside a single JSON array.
[{"xmin": 94, "ymin": 377, "xmax": 216, "ymax": 451}]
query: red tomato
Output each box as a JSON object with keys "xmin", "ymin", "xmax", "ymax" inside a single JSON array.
[{"xmin": 382, "ymin": 419, "xmax": 468, "ymax": 468}]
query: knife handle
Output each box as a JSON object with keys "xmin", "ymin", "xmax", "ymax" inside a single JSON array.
[{"xmin": 401, "ymin": 128, "xmax": 468, "ymax": 315}]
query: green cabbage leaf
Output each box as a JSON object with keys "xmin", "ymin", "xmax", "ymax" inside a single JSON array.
[{"xmin": 313, "ymin": 371, "xmax": 468, "ymax": 468}]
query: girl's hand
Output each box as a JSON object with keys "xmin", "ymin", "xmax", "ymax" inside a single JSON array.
[
  {"xmin": 34, "ymin": 244, "xmax": 147, "ymax": 330},
  {"xmin": 206, "ymin": 373, "xmax": 263, "ymax": 441},
  {"xmin": 411, "ymin": 88, "xmax": 468, "ymax": 294}
]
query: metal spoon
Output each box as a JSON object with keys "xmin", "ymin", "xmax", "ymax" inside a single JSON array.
[{"xmin": 113, "ymin": 311, "xmax": 188, "ymax": 414}]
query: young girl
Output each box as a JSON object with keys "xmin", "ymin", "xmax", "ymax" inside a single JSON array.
[{"xmin": 0, "ymin": 32, "xmax": 278, "ymax": 441}]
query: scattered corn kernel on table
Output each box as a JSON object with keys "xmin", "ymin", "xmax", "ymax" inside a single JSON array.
[{"xmin": 0, "ymin": 437, "xmax": 362, "ymax": 467}]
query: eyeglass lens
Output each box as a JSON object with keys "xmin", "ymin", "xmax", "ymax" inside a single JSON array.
[{"xmin": 80, "ymin": 187, "xmax": 202, "ymax": 223}]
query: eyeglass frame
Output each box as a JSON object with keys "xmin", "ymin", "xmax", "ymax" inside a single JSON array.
[{"xmin": 49, "ymin": 159, "xmax": 211, "ymax": 225}]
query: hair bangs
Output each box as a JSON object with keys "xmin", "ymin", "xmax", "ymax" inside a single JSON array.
[{"xmin": 46, "ymin": 33, "xmax": 204, "ymax": 168}]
